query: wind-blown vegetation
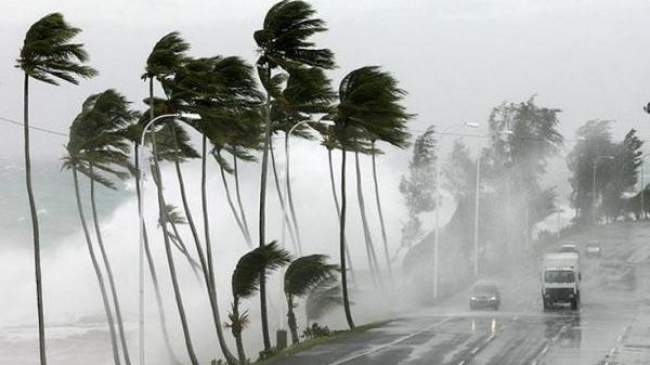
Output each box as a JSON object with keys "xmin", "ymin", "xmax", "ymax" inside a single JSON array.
[{"xmin": 13, "ymin": 2, "xmax": 419, "ymax": 364}]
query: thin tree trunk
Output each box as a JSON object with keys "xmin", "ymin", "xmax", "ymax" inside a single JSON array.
[
  {"xmin": 258, "ymin": 74, "xmax": 272, "ymax": 350},
  {"xmin": 148, "ymin": 76, "xmax": 235, "ymax": 364},
  {"xmin": 232, "ymin": 150, "xmax": 252, "ymax": 242},
  {"xmin": 217, "ymin": 149, "xmax": 252, "ymax": 246},
  {"xmin": 371, "ymin": 143, "xmax": 393, "ymax": 280},
  {"xmin": 286, "ymin": 296, "xmax": 299, "ymax": 345},
  {"xmin": 152, "ymin": 128, "xmax": 199, "ymax": 365},
  {"xmin": 327, "ymin": 149, "xmax": 356, "ymax": 287},
  {"xmin": 201, "ymin": 136, "xmax": 237, "ymax": 364},
  {"xmin": 270, "ymin": 141, "xmax": 298, "ymax": 253},
  {"xmin": 170, "ymin": 125, "xmax": 209, "ymax": 275},
  {"xmin": 167, "ymin": 219, "xmax": 202, "ymax": 279},
  {"xmin": 89, "ymin": 164, "xmax": 132, "ymax": 365},
  {"xmin": 340, "ymin": 148, "xmax": 355, "ymax": 329},
  {"xmin": 23, "ymin": 73, "xmax": 47, "ymax": 365},
  {"xmin": 73, "ymin": 167, "xmax": 121, "ymax": 365},
  {"xmin": 354, "ymin": 151, "xmax": 381, "ymax": 286},
  {"xmin": 134, "ymin": 146, "xmax": 180, "ymax": 365},
  {"xmin": 284, "ymin": 132, "xmax": 302, "ymax": 255},
  {"xmin": 231, "ymin": 298, "xmax": 247, "ymax": 365}
]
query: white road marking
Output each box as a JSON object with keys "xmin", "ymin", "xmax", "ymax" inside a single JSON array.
[{"xmin": 326, "ymin": 317, "xmax": 454, "ymax": 365}]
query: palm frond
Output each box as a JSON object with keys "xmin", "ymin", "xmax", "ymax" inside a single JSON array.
[
  {"xmin": 305, "ymin": 278, "xmax": 343, "ymax": 322},
  {"xmin": 232, "ymin": 241, "xmax": 291, "ymax": 299},
  {"xmin": 144, "ymin": 31, "xmax": 190, "ymax": 80},
  {"xmin": 284, "ymin": 254, "xmax": 338, "ymax": 297},
  {"xmin": 18, "ymin": 13, "xmax": 97, "ymax": 84}
]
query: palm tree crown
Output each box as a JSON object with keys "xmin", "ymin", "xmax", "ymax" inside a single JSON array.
[{"xmin": 17, "ymin": 13, "xmax": 97, "ymax": 84}]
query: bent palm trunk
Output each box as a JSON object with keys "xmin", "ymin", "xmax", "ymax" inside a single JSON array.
[
  {"xmin": 232, "ymin": 151, "xmax": 252, "ymax": 242},
  {"xmin": 340, "ymin": 148, "xmax": 355, "ymax": 329},
  {"xmin": 73, "ymin": 167, "xmax": 121, "ymax": 365},
  {"xmin": 354, "ymin": 152, "xmax": 381, "ymax": 286},
  {"xmin": 270, "ymin": 142, "xmax": 298, "ymax": 252},
  {"xmin": 89, "ymin": 164, "xmax": 132, "ymax": 365},
  {"xmin": 258, "ymin": 86, "xmax": 272, "ymax": 350},
  {"xmin": 151, "ymin": 132, "xmax": 199, "ymax": 365},
  {"xmin": 284, "ymin": 132, "xmax": 302, "ymax": 255},
  {"xmin": 286, "ymin": 296, "xmax": 299, "ymax": 345},
  {"xmin": 371, "ymin": 143, "xmax": 392, "ymax": 280},
  {"xmin": 217, "ymin": 150, "xmax": 252, "ymax": 246},
  {"xmin": 134, "ymin": 147, "xmax": 180, "ymax": 364},
  {"xmin": 23, "ymin": 73, "xmax": 47, "ymax": 365},
  {"xmin": 327, "ymin": 149, "xmax": 356, "ymax": 287},
  {"xmin": 201, "ymin": 137, "xmax": 237, "ymax": 364}
]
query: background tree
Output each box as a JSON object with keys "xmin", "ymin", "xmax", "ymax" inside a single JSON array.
[
  {"xmin": 227, "ymin": 242, "xmax": 291, "ymax": 364},
  {"xmin": 254, "ymin": 0, "xmax": 335, "ymax": 349},
  {"xmin": 284, "ymin": 255, "xmax": 338, "ymax": 344},
  {"xmin": 399, "ymin": 126, "xmax": 437, "ymax": 250},
  {"xmin": 567, "ymin": 120, "xmax": 616, "ymax": 224},
  {"xmin": 16, "ymin": 13, "xmax": 97, "ymax": 363},
  {"xmin": 601, "ymin": 129, "xmax": 643, "ymax": 221}
]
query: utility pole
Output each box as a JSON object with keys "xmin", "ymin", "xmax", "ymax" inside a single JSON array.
[{"xmin": 433, "ymin": 154, "xmax": 440, "ymax": 299}]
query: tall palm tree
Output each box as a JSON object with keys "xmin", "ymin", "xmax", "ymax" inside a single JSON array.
[
  {"xmin": 370, "ymin": 141, "xmax": 394, "ymax": 280},
  {"xmin": 78, "ymin": 90, "xmax": 136, "ymax": 365},
  {"xmin": 329, "ymin": 66, "xmax": 412, "ymax": 329},
  {"xmin": 254, "ymin": 0, "xmax": 335, "ymax": 349},
  {"xmin": 17, "ymin": 14, "xmax": 97, "ymax": 363},
  {"xmin": 63, "ymin": 99, "xmax": 122, "ymax": 365},
  {"xmin": 165, "ymin": 55, "xmax": 261, "ymax": 365},
  {"xmin": 284, "ymin": 255, "xmax": 338, "ymax": 344},
  {"xmin": 227, "ymin": 242, "xmax": 291, "ymax": 364}
]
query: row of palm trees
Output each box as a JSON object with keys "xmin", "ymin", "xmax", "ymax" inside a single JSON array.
[{"xmin": 16, "ymin": 1, "xmax": 412, "ymax": 364}]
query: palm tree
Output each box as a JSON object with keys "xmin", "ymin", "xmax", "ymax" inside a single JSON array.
[
  {"xmin": 63, "ymin": 97, "xmax": 123, "ymax": 365},
  {"xmin": 329, "ymin": 66, "xmax": 412, "ymax": 329},
  {"xmin": 370, "ymin": 141, "xmax": 395, "ymax": 281},
  {"xmin": 284, "ymin": 255, "xmax": 338, "ymax": 344},
  {"xmin": 17, "ymin": 13, "xmax": 97, "ymax": 363},
  {"xmin": 165, "ymin": 55, "xmax": 261, "ymax": 365},
  {"xmin": 80, "ymin": 90, "xmax": 136, "ymax": 365},
  {"xmin": 228, "ymin": 242, "xmax": 291, "ymax": 364},
  {"xmin": 254, "ymin": 0, "xmax": 335, "ymax": 349}
]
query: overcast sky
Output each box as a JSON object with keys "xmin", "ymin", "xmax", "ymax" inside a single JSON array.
[{"xmin": 1, "ymin": 0, "xmax": 650, "ymax": 162}]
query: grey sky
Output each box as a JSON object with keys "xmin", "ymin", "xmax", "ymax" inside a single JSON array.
[{"xmin": 1, "ymin": 0, "xmax": 650, "ymax": 161}]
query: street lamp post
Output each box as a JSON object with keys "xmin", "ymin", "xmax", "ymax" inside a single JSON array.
[
  {"xmin": 592, "ymin": 155, "xmax": 614, "ymax": 225},
  {"xmin": 137, "ymin": 112, "xmax": 200, "ymax": 365},
  {"xmin": 640, "ymin": 154, "xmax": 650, "ymax": 220}
]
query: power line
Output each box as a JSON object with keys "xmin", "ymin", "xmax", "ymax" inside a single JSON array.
[{"xmin": 0, "ymin": 116, "xmax": 68, "ymax": 137}]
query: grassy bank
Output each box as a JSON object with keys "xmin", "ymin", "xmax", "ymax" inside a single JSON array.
[{"xmin": 253, "ymin": 321, "xmax": 390, "ymax": 365}]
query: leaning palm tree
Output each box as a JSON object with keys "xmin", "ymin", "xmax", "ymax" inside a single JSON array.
[
  {"xmin": 284, "ymin": 255, "xmax": 338, "ymax": 344},
  {"xmin": 63, "ymin": 98, "xmax": 123, "ymax": 365},
  {"xmin": 305, "ymin": 279, "xmax": 343, "ymax": 325},
  {"xmin": 254, "ymin": 0, "xmax": 335, "ymax": 349},
  {"xmin": 227, "ymin": 242, "xmax": 291, "ymax": 364},
  {"xmin": 329, "ymin": 66, "xmax": 413, "ymax": 329},
  {"xmin": 16, "ymin": 13, "xmax": 97, "ymax": 363},
  {"xmin": 81, "ymin": 90, "xmax": 136, "ymax": 365}
]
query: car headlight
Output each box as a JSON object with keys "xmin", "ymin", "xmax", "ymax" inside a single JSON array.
[
  {"xmin": 490, "ymin": 297, "xmax": 497, "ymax": 301},
  {"xmin": 470, "ymin": 297, "xmax": 477, "ymax": 300}
]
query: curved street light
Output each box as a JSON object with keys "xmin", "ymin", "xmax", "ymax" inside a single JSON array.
[{"xmin": 137, "ymin": 112, "xmax": 200, "ymax": 365}]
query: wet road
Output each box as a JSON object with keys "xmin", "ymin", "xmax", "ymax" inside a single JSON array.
[{"xmin": 280, "ymin": 224, "xmax": 650, "ymax": 365}]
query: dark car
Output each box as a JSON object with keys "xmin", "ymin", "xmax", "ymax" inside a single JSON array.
[{"xmin": 469, "ymin": 283, "xmax": 501, "ymax": 310}]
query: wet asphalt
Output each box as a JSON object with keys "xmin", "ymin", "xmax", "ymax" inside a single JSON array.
[{"xmin": 278, "ymin": 224, "xmax": 650, "ymax": 365}]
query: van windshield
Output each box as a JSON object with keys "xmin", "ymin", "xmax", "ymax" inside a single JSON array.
[{"xmin": 544, "ymin": 270, "xmax": 575, "ymax": 283}]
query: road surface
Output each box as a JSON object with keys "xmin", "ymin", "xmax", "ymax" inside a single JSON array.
[{"xmin": 279, "ymin": 223, "xmax": 650, "ymax": 365}]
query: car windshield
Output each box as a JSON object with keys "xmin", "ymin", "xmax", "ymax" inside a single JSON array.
[
  {"xmin": 544, "ymin": 270, "xmax": 575, "ymax": 283},
  {"xmin": 473, "ymin": 285, "xmax": 497, "ymax": 295}
]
